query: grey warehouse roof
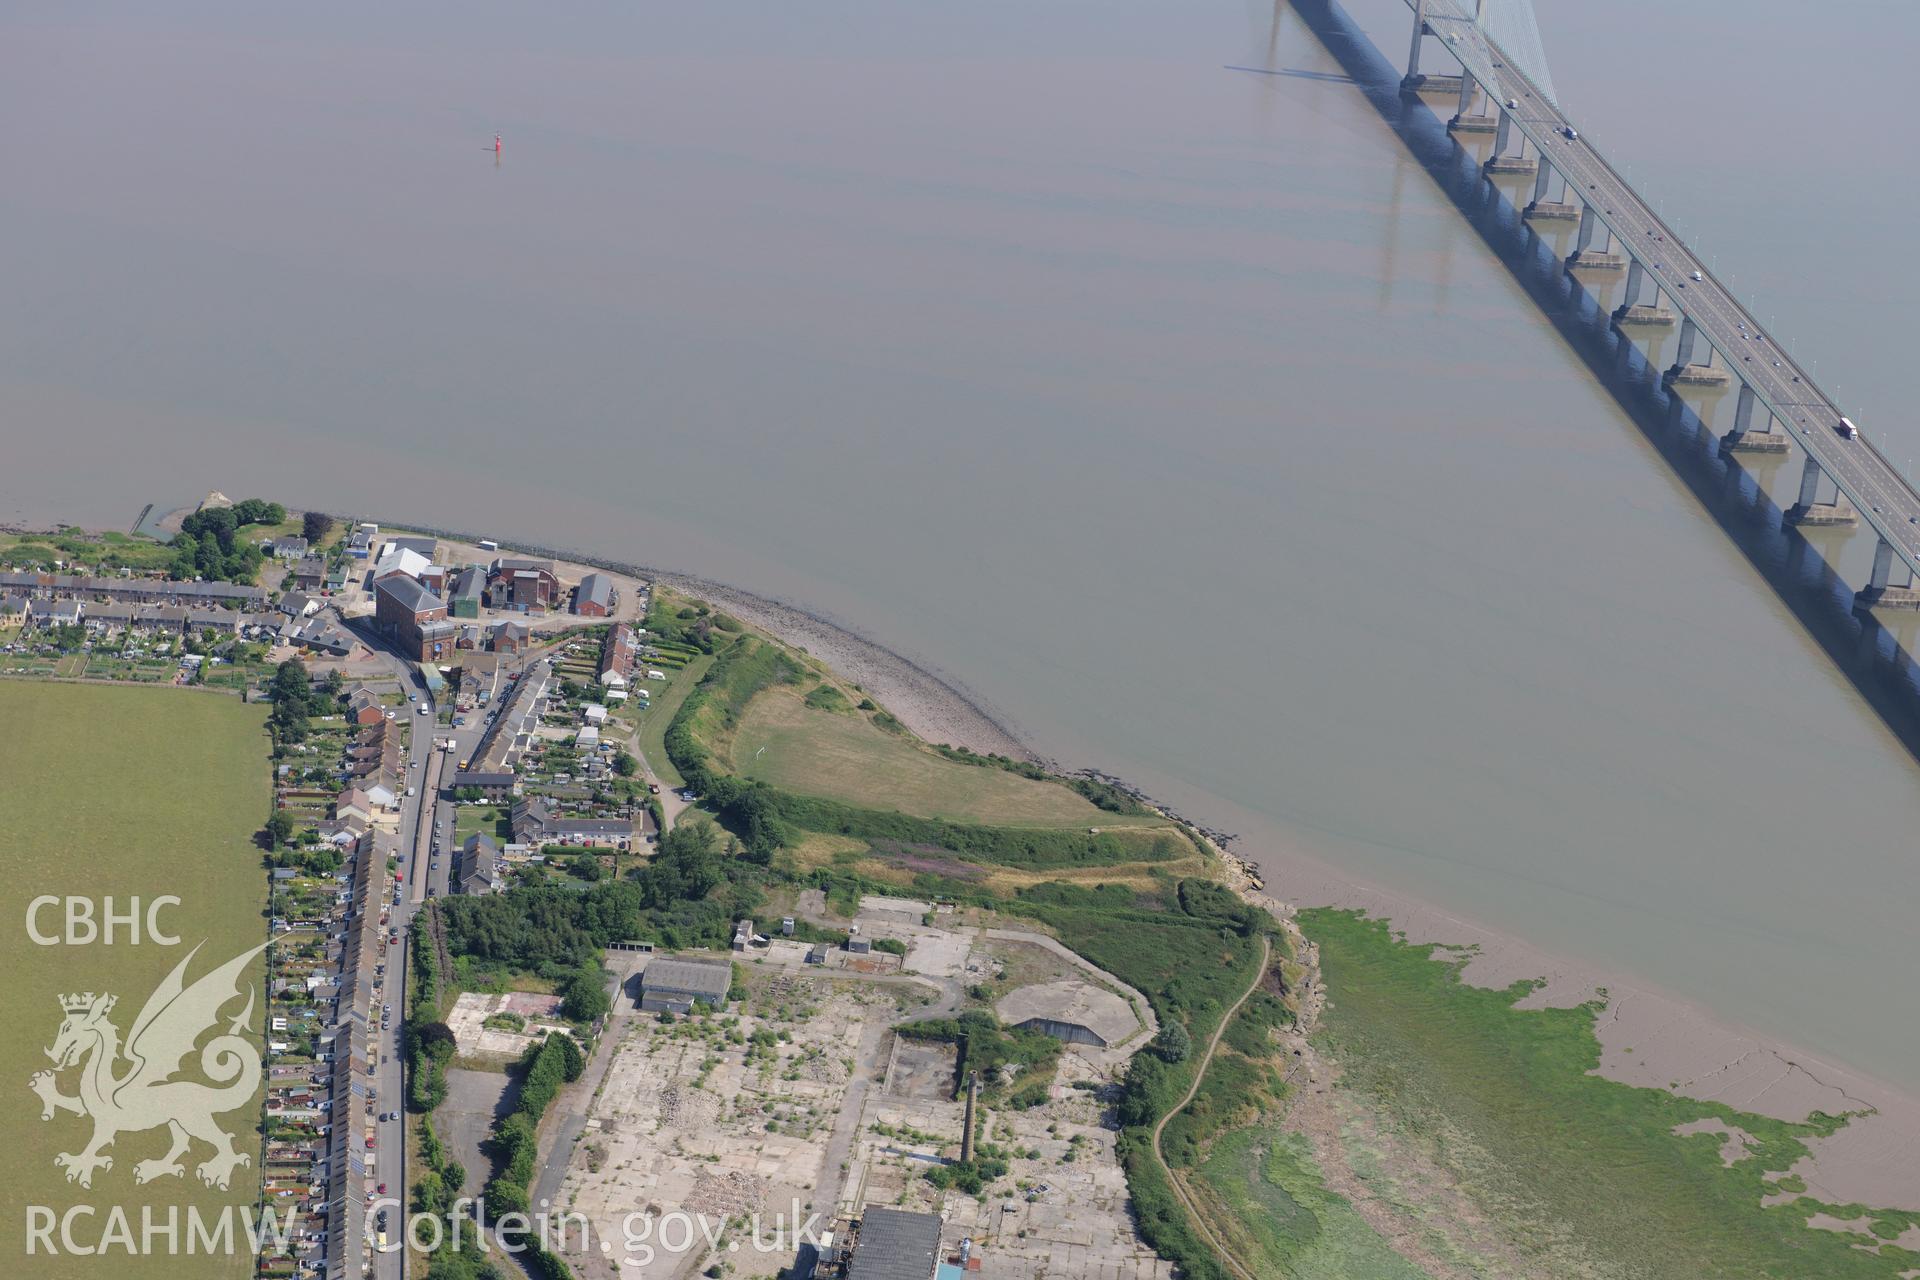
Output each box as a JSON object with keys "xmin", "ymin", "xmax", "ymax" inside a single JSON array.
[
  {"xmin": 847, "ymin": 1208, "xmax": 942, "ymax": 1280},
  {"xmin": 640, "ymin": 957, "xmax": 732, "ymax": 999}
]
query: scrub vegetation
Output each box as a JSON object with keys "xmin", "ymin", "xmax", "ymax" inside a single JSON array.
[{"xmin": 0, "ymin": 527, "xmax": 178, "ymax": 573}]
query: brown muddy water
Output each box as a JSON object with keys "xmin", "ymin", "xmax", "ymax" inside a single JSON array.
[{"xmin": 4, "ymin": 0, "xmax": 1920, "ymax": 1092}]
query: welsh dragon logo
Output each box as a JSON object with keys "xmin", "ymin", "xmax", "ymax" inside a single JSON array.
[{"xmin": 29, "ymin": 941, "xmax": 267, "ymax": 1190}]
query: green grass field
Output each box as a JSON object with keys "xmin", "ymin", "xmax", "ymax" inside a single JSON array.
[
  {"xmin": 631, "ymin": 652, "xmax": 712, "ymax": 788},
  {"xmin": 0, "ymin": 682, "xmax": 270, "ymax": 1278},
  {"xmin": 454, "ymin": 804, "xmax": 511, "ymax": 846},
  {"xmin": 1298, "ymin": 908, "xmax": 1920, "ymax": 1279},
  {"xmin": 729, "ymin": 683, "xmax": 1162, "ymax": 829}
]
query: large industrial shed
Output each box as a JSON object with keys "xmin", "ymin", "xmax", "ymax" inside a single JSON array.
[
  {"xmin": 637, "ymin": 957, "xmax": 733, "ymax": 1014},
  {"xmin": 995, "ymin": 979, "xmax": 1138, "ymax": 1048},
  {"xmin": 842, "ymin": 1207, "xmax": 942, "ymax": 1280}
]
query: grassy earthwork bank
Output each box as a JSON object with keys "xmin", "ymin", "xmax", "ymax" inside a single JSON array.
[
  {"xmin": 1248, "ymin": 908, "xmax": 1920, "ymax": 1279},
  {"xmin": 0, "ymin": 681, "xmax": 271, "ymax": 1279}
]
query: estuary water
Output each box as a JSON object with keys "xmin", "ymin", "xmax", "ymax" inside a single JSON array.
[{"xmin": 5, "ymin": 0, "xmax": 1920, "ymax": 1090}]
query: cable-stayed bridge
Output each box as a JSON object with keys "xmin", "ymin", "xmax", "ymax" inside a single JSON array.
[{"xmin": 1399, "ymin": 0, "xmax": 1920, "ymax": 609}]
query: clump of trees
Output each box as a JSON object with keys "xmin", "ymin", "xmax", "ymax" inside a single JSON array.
[
  {"xmin": 170, "ymin": 498, "xmax": 284, "ymax": 582},
  {"xmin": 483, "ymin": 1031, "xmax": 588, "ymax": 1220},
  {"xmin": 264, "ymin": 810, "xmax": 297, "ymax": 848},
  {"xmin": 409, "ymin": 1020, "xmax": 456, "ymax": 1112},
  {"xmin": 266, "ymin": 658, "xmax": 340, "ymax": 745},
  {"xmin": 301, "ymin": 510, "xmax": 334, "ymax": 545},
  {"xmin": 560, "ymin": 968, "xmax": 611, "ymax": 1022},
  {"xmin": 1151, "ymin": 1020, "xmax": 1192, "ymax": 1063}
]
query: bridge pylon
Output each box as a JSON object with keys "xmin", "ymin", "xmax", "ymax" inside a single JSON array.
[
  {"xmin": 1448, "ymin": 75, "xmax": 1497, "ymax": 132},
  {"xmin": 1566, "ymin": 203, "xmax": 1625, "ymax": 271},
  {"xmin": 1484, "ymin": 110, "xmax": 1536, "ymax": 174},
  {"xmin": 1611, "ymin": 259, "xmax": 1674, "ymax": 328},
  {"xmin": 1662, "ymin": 316, "xmax": 1731, "ymax": 388},
  {"xmin": 1786, "ymin": 455, "xmax": 1859, "ymax": 528},
  {"xmin": 1523, "ymin": 159, "xmax": 1576, "ymax": 220},
  {"xmin": 1400, "ymin": 0, "xmax": 1464, "ymax": 95},
  {"xmin": 1856, "ymin": 537, "xmax": 1920, "ymax": 610},
  {"xmin": 1720, "ymin": 383, "xmax": 1789, "ymax": 454}
]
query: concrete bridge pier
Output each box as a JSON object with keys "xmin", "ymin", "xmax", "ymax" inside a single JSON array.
[
  {"xmin": 1786, "ymin": 455, "xmax": 1858, "ymax": 527},
  {"xmin": 1400, "ymin": 0, "xmax": 1464, "ymax": 94},
  {"xmin": 1484, "ymin": 112, "xmax": 1537, "ymax": 174},
  {"xmin": 1721, "ymin": 383, "xmax": 1789, "ymax": 453},
  {"xmin": 1611, "ymin": 258, "xmax": 1675, "ymax": 327},
  {"xmin": 1663, "ymin": 316, "xmax": 1732, "ymax": 387},
  {"xmin": 1856, "ymin": 537, "xmax": 1920, "ymax": 610},
  {"xmin": 1524, "ymin": 161, "xmax": 1576, "ymax": 221},
  {"xmin": 1566, "ymin": 204, "xmax": 1625, "ymax": 270},
  {"xmin": 1448, "ymin": 76, "xmax": 1497, "ymax": 133}
]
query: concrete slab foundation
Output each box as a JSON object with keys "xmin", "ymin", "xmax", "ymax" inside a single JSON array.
[
  {"xmin": 1664, "ymin": 363, "xmax": 1732, "ymax": 387},
  {"xmin": 1612, "ymin": 304, "xmax": 1676, "ymax": 326},
  {"xmin": 1448, "ymin": 113, "xmax": 1499, "ymax": 133},
  {"xmin": 1401, "ymin": 73, "xmax": 1465, "ymax": 95},
  {"xmin": 1567, "ymin": 250, "xmax": 1627, "ymax": 271},
  {"xmin": 1525, "ymin": 201, "xmax": 1579, "ymax": 221},
  {"xmin": 1484, "ymin": 155, "xmax": 1538, "ymax": 175},
  {"xmin": 1722, "ymin": 430, "xmax": 1791, "ymax": 454},
  {"xmin": 1786, "ymin": 499, "xmax": 1858, "ymax": 527},
  {"xmin": 1856, "ymin": 585, "xmax": 1920, "ymax": 611}
]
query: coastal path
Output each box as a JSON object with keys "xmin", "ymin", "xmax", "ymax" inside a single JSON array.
[{"xmin": 1150, "ymin": 934, "xmax": 1270, "ymax": 1280}]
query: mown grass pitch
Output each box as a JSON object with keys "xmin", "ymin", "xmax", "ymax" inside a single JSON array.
[{"xmin": 0, "ymin": 682, "xmax": 270, "ymax": 1279}]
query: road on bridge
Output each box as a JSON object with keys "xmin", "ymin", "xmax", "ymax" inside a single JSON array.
[{"xmin": 1415, "ymin": 0, "xmax": 1920, "ymax": 581}]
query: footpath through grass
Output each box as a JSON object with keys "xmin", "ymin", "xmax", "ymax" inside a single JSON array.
[
  {"xmin": 0, "ymin": 682, "xmax": 270, "ymax": 1279},
  {"xmin": 1300, "ymin": 907, "xmax": 1920, "ymax": 1279},
  {"xmin": 631, "ymin": 652, "xmax": 711, "ymax": 789}
]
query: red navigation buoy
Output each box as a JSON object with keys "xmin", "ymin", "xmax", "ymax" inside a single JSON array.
[{"xmin": 494, "ymin": 133, "xmax": 502, "ymax": 155}]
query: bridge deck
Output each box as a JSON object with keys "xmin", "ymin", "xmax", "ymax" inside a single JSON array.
[{"xmin": 1412, "ymin": 0, "xmax": 1920, "ymax": 580}]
